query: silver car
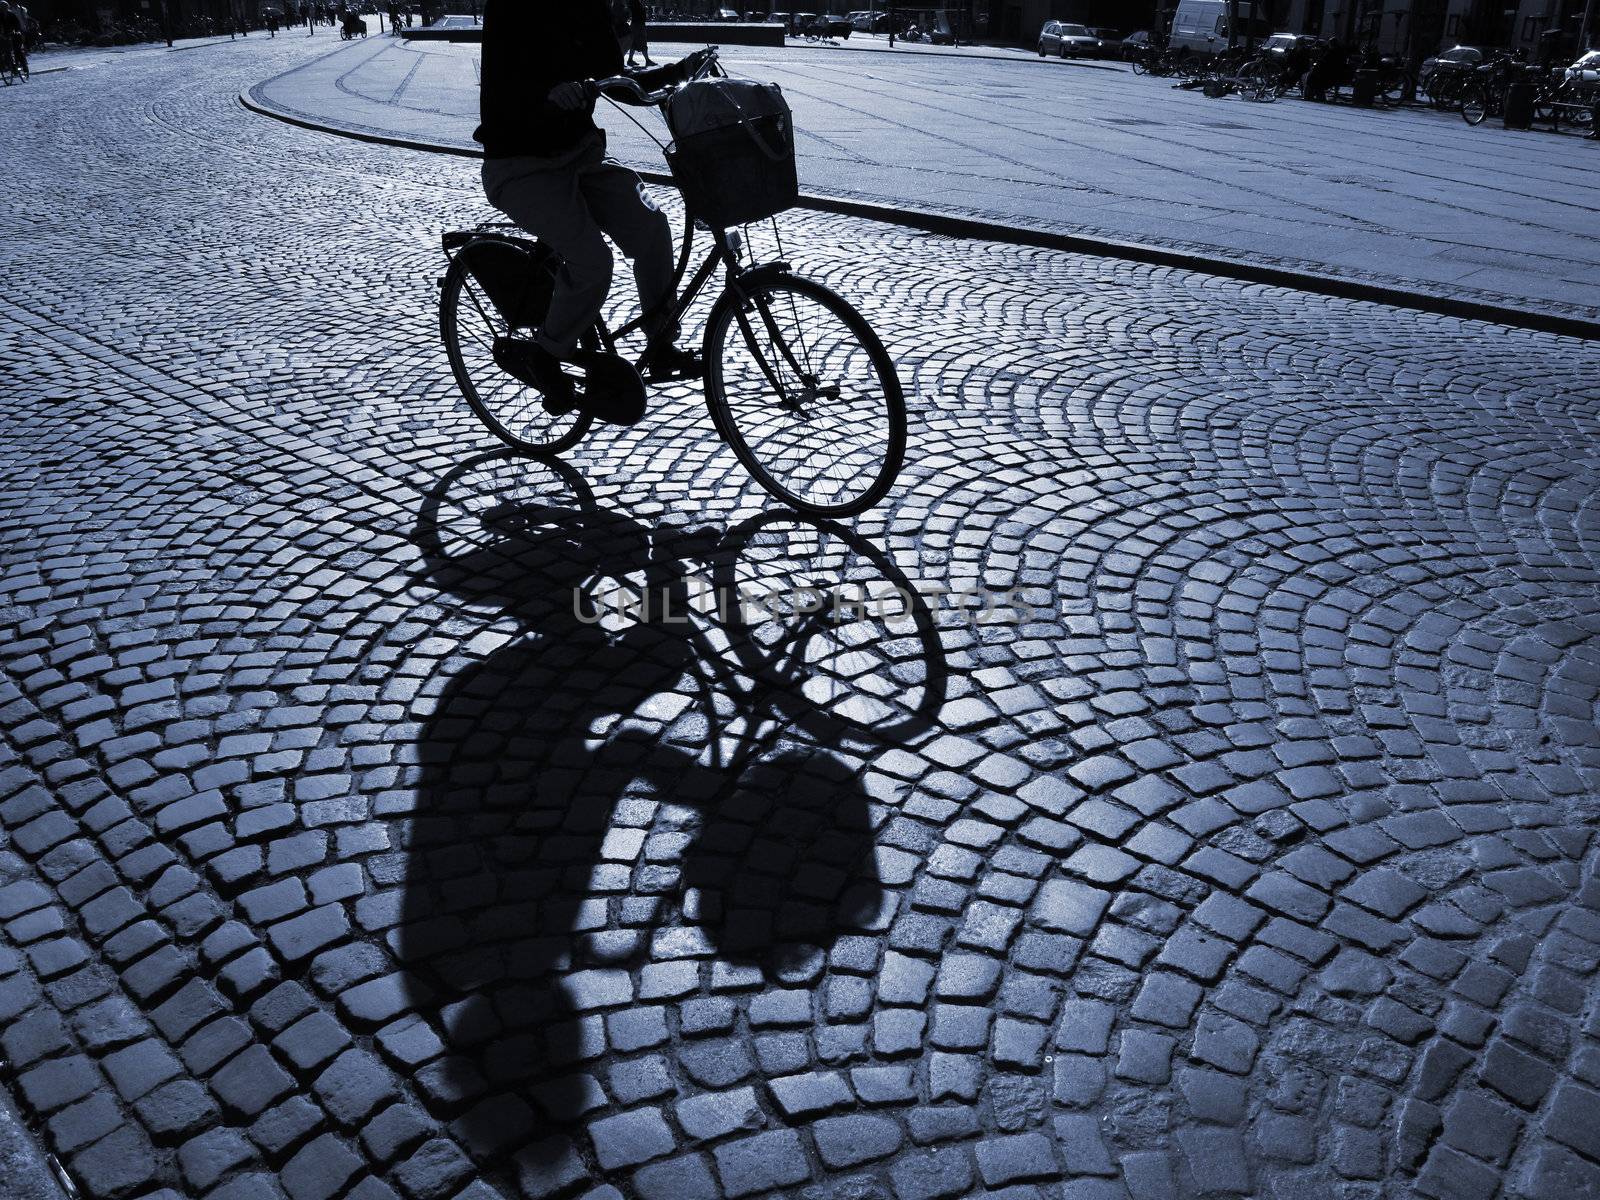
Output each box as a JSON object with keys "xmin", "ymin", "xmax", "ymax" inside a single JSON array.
[{"xmin": 1038, "ymin": 20, "xmax": 1099, "ymax": 58}]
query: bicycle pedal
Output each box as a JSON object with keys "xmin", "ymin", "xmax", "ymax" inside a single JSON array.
[{"xmin": 643, "ymin": 362, "xmax": 705, "ymax": 384}]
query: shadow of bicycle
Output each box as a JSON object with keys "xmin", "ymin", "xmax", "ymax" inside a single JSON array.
[{"xmin": 394, "ymin": 451, "xmax": 948, "ymax": 1182}]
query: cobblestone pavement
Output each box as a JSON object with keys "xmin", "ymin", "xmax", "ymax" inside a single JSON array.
[
  {"xmin": 246, "ymin": 35, "xmax": 1600, "ymax": 322},
  {"xmin": 5, "ymin": 35, "xmax": 1600, "ymax": 1200}
]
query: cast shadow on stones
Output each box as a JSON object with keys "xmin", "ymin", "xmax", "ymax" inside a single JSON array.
[{"xmin": 394, "ymin": 452, "xmax": 947, "ymax": 1176}]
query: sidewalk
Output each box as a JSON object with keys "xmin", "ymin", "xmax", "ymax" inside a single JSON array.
[
  {"xmin": 244, "ymin": 34, "xmax": 1600, "ymax": 331},
  {"xmin": 28, "ymin": 33, "xmax": 244, "ymax": 74}
]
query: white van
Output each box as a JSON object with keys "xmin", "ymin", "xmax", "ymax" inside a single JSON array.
[{"xmin": 1168, "ymin": 0, "xmax": 1228, "ymax": 54}]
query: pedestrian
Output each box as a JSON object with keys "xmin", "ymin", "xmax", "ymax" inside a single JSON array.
[
  {"xmin": 625, "ymin": 0, "xmax": 652, "ymax": 67},
  {"xmin": 388, "ymin": 1, "xmax": 398, "ymax": 32},
  {"xmin": 0, "ymin": 0, "xmax": 26, "ymax": 78},
  {"xmin": 473, "ymin": 0, "xmax": 698, "ymax": 419},
  {"xmin": 266, "ymin": 8, "xmax": 277, "ymax": 34}
]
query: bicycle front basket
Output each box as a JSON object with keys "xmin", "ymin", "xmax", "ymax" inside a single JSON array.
[{"xmin": 665, "ymin": 78, "xmax": 799, "ymax": 228}]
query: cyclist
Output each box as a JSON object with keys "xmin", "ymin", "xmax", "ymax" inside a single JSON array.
[
  {"xmin": 0, "ymin": 1, "xmax": 27, "ymax": 80},
  {"xmin": 474, "ymin": 0, "xmax": 698, "ymax": 420}
]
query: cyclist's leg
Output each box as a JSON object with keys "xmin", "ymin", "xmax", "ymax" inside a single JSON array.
[
  {"xmin": 481, "ymin": 145, "xmax": 614, "ymax": 359},
  {"xmin": 579, "ymin": 158, "xmax": 676, "ymax": 349}
]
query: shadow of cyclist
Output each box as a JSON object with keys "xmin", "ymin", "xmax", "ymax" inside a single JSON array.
[{"xmin": 395, "ymin": 452, "xmax": 945, "ymax": 1182}]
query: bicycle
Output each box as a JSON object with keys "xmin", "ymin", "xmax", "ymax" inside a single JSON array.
[
  {"xmin": 438, "ymin": 48, "xmax": 906, "ymax": 519},
  {"xmin": 1459, "ymin": 57, "xmax": 1512, "ymax": 125},
  {"xmin": 1420, "ymin": 66, "xmax": 1470, "ymax": 111},
  {"xmin": 1373, "ymin": 58, "xmax": 1412, "ymax": 106},
  {"xmin": 1234, "ymin": 54, "xmax": 1286, "ymax": 102}
]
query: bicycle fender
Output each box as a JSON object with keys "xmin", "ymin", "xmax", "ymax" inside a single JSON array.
[{"xmin": 721, "ymin": 261, "xmax": 792, "ymax": 302}]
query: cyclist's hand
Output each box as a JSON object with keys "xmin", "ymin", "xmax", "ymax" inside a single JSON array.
[{"xmin": 547, "ymin": 81, "xmax": 588, "ymax": 111}]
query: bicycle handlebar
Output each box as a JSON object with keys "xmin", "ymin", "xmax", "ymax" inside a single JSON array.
[{"xmin": 589, "ymin": 46, "xmax": 719, "ymax": 107}]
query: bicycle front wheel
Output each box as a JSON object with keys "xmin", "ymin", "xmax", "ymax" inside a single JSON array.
[
  {"xmin": 439, "ymin": 244, "xmax": 592, "ymax": 456},
  {"xmin": 1461, "ymin": 85, "xmax": 1489, "ymax": 125},
  {"xmin": 704, "ymin": 274, "xmax": 905, "ymax": 518}
]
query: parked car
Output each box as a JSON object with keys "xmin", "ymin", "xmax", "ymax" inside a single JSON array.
[
  {"xmin": 1090, "ymin": 27, "xmax": 1122, "ymax": 58},
  {"xmin": 1258, "ymin": 31, "xmax": 1315, "ymax": 56},
  {"xmin": 1420, "ymin": 44, "xmax": 1484, "ymax": 75},
  {"xmin": 1038, "ymin": 20, "xmax": 1099, "ymax": 58},
  {"xmin": 1166, "ymin": 0, "xmax": 1267, "ymax": 54},
  {"xmin": 1168, "ymin": 0, "xmax": 1225, "ymax": 54},
  {"xmin": 801, "ymin": 12, "xmax": 852, "ymax": 36},
  {"xmin": 713, "ymin": 7, "xmax": 739, "ymax": 19},
  {"xmin": 1121, "ymin": 28, "xmax": 1155, "ymax": 59},
  {"xmin": 1564, "ymin": 48, "xmax": 1599, "ymax": 83}
]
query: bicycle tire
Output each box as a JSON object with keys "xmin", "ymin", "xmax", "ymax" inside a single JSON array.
[
  {"xmin": 1461, "ymin": 85, "xmax": 1488, "ymax": 125},
  {"xmin": 1131, "ymin": 56, "xmax": 1146, "ymax": 75},
  {"xmin": 439, "ymin": 244, "xmax": 593, "ymax": 456},
  {"xmin": 703, "ymin": 274, "xmax": 905, "ymax": 519}
]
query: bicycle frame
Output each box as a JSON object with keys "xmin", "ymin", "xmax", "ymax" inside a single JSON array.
[{"xmin": 594, "ymin": 210, "xmax": 737, "ymax": 361}]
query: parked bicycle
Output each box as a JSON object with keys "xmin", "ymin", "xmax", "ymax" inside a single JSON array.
[
  {"xmin": 437, "ymin": 48, "xmax": 906, "ymax": 518},
  {"xmin": 1533, "ymin": 70, "xmax": 1598, "ymax": 132},
  {"xmin": 1458, "ymin": 53, "xmax": 1522, "ymax": 124}
]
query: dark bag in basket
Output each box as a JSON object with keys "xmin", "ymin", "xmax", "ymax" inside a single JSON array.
[{"xmin": 665, "ymin": 78, "xmax": 799, "ymax": 229}]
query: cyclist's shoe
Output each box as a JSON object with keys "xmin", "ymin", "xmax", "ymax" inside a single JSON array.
[
  {"xmin": 493, "ymin": 337, "xmax": 579, "ymax": 415},
  {"xmin": 570, "ymin": 350, "xmax": 647, "ymax": 426},
  {"xmin": 643, "ymin": 343, "xmax": 704, "ymax": 383}
]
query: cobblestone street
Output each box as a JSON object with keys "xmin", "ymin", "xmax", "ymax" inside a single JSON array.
[{"xmin": 4, "ymin": 33, "xmax": 1600, "ymax": 1200}]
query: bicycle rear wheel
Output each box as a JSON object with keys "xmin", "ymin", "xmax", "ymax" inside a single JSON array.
[
  {"xmin": 439, "ymin": 242, "xmax": 592, "ymax": 455},
  {"xmin": 704, "ymin": 274, "xmax": 905, "ymax": 519}
]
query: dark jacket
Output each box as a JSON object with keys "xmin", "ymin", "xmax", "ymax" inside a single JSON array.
[{"xmin": 474, "ymin": 0, "xmax": 624, "ymax": 159}]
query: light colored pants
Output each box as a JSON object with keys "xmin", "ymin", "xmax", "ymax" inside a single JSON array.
[{"xmin": 482, "ymin": 135, "xmax": 675, "ymax": 357}]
